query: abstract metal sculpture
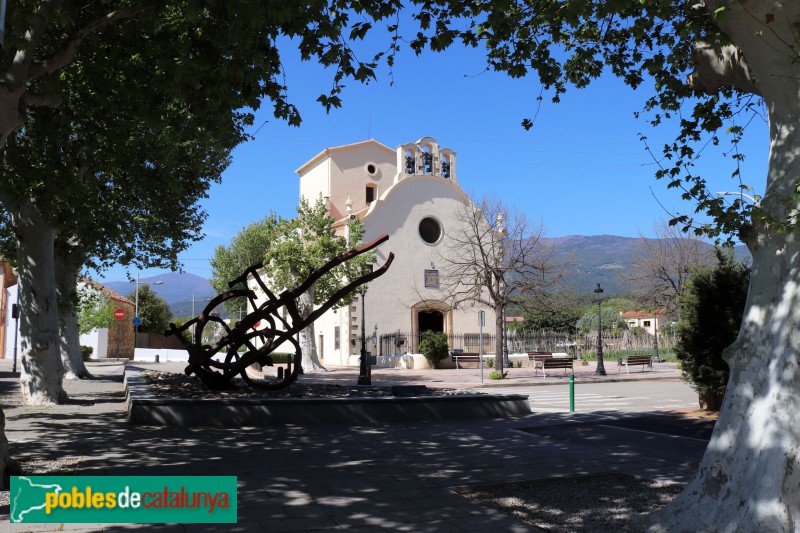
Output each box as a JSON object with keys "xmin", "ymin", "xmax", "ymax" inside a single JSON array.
[{"xmin": 165, "ymin": 234, "xmax": 393, "ymax": 390}]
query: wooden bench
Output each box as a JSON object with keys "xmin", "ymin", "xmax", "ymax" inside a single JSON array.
[
  {"xmin": 539, "ymin": 357, "xmax": 573, "ymax": 377},
  {"xmin": 528, "ymin": 352, "xmax": 553, "ymax": 370},
  {"xmin": 451, "ymin": 351, "xmax": 482, "ymax": 369},
  {"xmin": 618, "ymin": 355, "xmax": 653, "ymax": 373}
]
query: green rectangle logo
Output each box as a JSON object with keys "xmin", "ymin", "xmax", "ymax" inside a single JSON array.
[{"xmin": 10, "ymin": 476, "xmax": 237, "ymax": 524}]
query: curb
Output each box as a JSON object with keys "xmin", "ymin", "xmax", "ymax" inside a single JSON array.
[{"xmin": 124, "ymin": 366, "xmax": 532, "ymax": 426}]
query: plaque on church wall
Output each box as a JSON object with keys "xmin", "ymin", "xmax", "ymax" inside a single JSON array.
[{"xmin": 424, "ymin": 269, "xmax": 439, "ymax": 288}]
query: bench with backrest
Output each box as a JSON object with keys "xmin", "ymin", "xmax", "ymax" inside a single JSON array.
[
  {"xmin": 451, "ymin": 351, "xmax": 482, "ymax": 369},
  {"xmin": 618, "ymin": 355, "xmax": 653, "ymax": 373},
  {"xmin": 528, "ymin": 352, "xmax": 553, "ymax": 370},
  {"xmin": 539, "ymin": 357, "xmax": 573, "ymax": 377}
]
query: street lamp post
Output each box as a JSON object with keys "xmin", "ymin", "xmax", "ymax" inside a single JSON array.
[{"xmin": 594, "ymin": 283, "xmax": 606, "ymax": 376}]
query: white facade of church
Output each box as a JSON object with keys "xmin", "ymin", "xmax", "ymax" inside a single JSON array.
[{"xmin": 295, "ymin": 137, "xmax": 497, "ymax": 367}]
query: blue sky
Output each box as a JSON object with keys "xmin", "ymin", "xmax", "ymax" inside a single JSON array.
[{"xmin": 96, "ymin": 35, "xmax": 769, "ymax": 283}]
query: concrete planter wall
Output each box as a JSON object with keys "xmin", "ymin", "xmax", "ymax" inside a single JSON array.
[{"xmin": 124, "ymin": 366, "xmax": 531, "ymax": 427}]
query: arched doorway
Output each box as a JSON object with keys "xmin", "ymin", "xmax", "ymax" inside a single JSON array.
[
  {"xmin": 418, "ymin": 309, "xmax": 444, "ymax": 334},
  {"xmin": 411, "ymin": 300, "xmax": 452, "ymax": 352}
]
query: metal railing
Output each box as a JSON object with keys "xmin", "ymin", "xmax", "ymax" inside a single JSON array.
[{"xmin": 351, "ymin": 329, "xmax": 678, "ymax": 357}]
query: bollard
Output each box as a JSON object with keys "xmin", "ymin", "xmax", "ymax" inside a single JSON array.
[
  {"xmin": 277, "ymin": 367, "xmax": 284, "ymax": 379},
  {"xmin": 569, "ymin": 374, "xmax": 575, "ymax": 412},
  {"xmin": 154, "ymin": 353, "xmax": 160, "ymax": 363}
]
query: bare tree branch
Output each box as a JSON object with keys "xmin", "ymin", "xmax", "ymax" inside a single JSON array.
[
  {"xmin": 621, "ymin": 220, "xmax": 716, "ymax": 316},
  {"xmin": 435, "ymin": 195, "xmax": 569, "ymax": 373}
]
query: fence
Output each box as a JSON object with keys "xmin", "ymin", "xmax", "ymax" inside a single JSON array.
[
  {"xmin": 357, "ymin": 329, "xmax": 677, "ymax": 357},
  {"xmin": 366, "ymin": 332, "xmax": 497, "ymax": 356},
  {"xmin": 134, "ymin": 332, "xmax": 186, "ymax": 350}
]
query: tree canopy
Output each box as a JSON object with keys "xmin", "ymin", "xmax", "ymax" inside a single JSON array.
[
  {"xmin": 127, "ymin": 285, "xmax": 171, "ymax": 334},
  {"xmin": 211, "ymin": 197, "xmax": 372, "ymax": 371},
  {"xmin": 210, "ymin": 214, "xmax": 281, "ymax": 318}
]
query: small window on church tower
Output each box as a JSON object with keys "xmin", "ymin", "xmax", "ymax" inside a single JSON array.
[{"xmin": 366, "ymin": 185, "xmax": 376, "ymax": 203}]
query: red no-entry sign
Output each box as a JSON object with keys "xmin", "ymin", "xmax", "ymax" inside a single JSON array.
[{"xmin": 113, "ymin": 308, "xmax": 125, "ymax": 320}]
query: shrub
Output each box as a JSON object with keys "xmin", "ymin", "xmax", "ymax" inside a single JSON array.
[
  {"xmin": 677, "ymin": 250, "xmax": 749, "ymax": 411},
  {"xmin": 489, "ymin": 371, "xmax": 507, "ymax": 380},
  {"xmin": 81, "ymin": 345, "xmax": 93, "ymax": 361},
  {"xmin": 486, "ymin": 357, "xmax": 495, "ymax": 368},
  {"xmin": 418, "ymin": 331, "xmax": 449, "ymax": 369}
]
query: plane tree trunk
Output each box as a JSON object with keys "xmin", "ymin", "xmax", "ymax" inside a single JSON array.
[
  {"xmin": 13, "ymin": 201, "xmax": 68, "ymax": 404},
  {"xmin": 298, "ymin": 288, "xmax": 326, "ymax": 372},
  {"xmin": 55, "ymin": 242, "xmax": 92, "ymax": 380},
  {"xmin": 649, "ymin": 3, "xmax": 800, "ymax": 530}
]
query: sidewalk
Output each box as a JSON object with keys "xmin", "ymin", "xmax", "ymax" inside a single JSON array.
[{"xmin": 0, "ymin": 359, "xmax": 696, "ymax": 532}]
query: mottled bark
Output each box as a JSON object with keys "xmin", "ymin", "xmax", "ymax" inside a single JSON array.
[
  {"xmin": 298, "ymin": 289, "xmax": 327, "ymax": 372},
  {"xmin": 649, "ymin": 3, "xmax": 800, "ymax": 530},
  {"xmin": 494, "ymin": 284, "xmax": 505, "ymax": 375},
  {"xmin": 13, "ymin": 201, "xmax": 67, "ymax": 404},
  {"xmin": 55, "ymin": 243, "xmax": 92, "ymax": 379}
]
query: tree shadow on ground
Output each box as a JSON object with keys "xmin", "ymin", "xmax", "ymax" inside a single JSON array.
[{"xmin": 0, "ymin": 366, "xmax": 712, "ymax": 531}]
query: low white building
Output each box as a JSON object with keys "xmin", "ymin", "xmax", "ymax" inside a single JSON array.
[
  {"xmin": 622, "ymin": 311, "xmax": 668, "ymax": 336},
  {"xmin": 286, "ymin": 136, "xmax": 497, "ymax": 367}
]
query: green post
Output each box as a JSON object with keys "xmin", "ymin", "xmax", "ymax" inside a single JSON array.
[{"xmin": 569, "ymin": 374, "xmax": 575, "ymax": 412}]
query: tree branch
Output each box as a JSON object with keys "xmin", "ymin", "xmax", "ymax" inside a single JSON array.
[
  {"xmin": 27, "ymin": 6, "xmax": 145, "ymax": 82},
  {"xmin": 687, "ymin": 40, "xmax": 761, "ymax": 96},
  {"xmin": 8, "ymin": 0, "xmax": 63, "ymax": 85},
  {"xmin": 23, "ymin": 91, "xmax": 63, "ymax": 108}
]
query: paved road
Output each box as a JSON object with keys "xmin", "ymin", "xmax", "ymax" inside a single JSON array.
[{"xmin": 488, "ymin": 379, "xmax": 698, "ymax": 413}]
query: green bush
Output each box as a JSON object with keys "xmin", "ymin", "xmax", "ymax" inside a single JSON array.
[
  {"xmin": 81, "ymin": 345, "xmax": 93, "ymax": 361},
  {"xmin": 268, "ymin": 352, "xmax": 296, "ymax": 364},
  {"xmin": 489, "ymin": 371, "xmax": 507, "ymax": 380},
  {"xmin": 418, "ymin": 331, "xmax": 449, "ymax": 369},
  {"xmin": 677, "ymin": 250, "xmax": 749, "ymax": 411},
  {"xmin": 486, "ymin": 357, "xmax": 495, "ymax": 368}
]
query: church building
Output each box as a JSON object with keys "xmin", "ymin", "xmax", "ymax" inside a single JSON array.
[{"xmin": 295, "ymin": 136, "xmax": 497, "ymax": 367}]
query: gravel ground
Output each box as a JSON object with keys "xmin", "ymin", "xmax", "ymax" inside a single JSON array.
[
  {"xmin": 0, "ymin": 457, "xmax": 82, "ymax": 519},
  {"xmin": 456, "ymin": 472, "xmax": 682, "ymax": 532},
  {"xmin": 142, "ymin": 369, "xmax": 479, "ymax": 399}
]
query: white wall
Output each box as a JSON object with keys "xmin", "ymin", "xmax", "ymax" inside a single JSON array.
[
  {"xmin": 360, "ymin": 175, "xmax": 496, "ymax": 334},
  {"xmin": 3, "ymin": 285, "xmax": 18, "ymax": 362}
]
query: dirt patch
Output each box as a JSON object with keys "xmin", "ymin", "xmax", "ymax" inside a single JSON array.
[
  {"xmin": 0, "ymin": 457, "xmax": 82, "ymax": 520},
  {"xmin": 141, "ymin": 370, "xmax": 477, "ymax": 399},
  {"xmin": 455, "ymin": 472, "xmax": 682, "ymax": 532},
  {"xmin": 681, "ymin": 409, "xmax": 719, "ymax": 420}
]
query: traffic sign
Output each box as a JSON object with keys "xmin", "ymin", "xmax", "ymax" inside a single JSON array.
[
  {"xmin": 113, "ymin": 308, "xmax": 125, "ymax": 320},
  {"xmin": 132, "ymin": 316, "xmax": 142, "ymax": 327}
]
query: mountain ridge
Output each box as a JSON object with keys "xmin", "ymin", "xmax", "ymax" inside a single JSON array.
[{"xmin": 98, "ymin": 235, "xmax": 749, "ymax": 314}]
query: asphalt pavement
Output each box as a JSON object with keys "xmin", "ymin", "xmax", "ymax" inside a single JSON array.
[{"xmin": 0, "ymin": 358, "xmax": 710, "ymax": 532}]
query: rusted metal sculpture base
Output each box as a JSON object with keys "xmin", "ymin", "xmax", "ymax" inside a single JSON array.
[{"xmin": 166, "ymin": 234, "xmax": 392, "ymax": 390}]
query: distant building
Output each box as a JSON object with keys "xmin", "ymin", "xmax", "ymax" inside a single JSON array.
[
  {"xmin": 622, "ymin": 310, "xmax": 668, "ymax": 336},
  {"xmin": 79, "ymin": 281, "xmax": 135, "ymax": 359},
  {"xmin": 273, "ymin": 137, "xmax": 498, "ymax": 367}
]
